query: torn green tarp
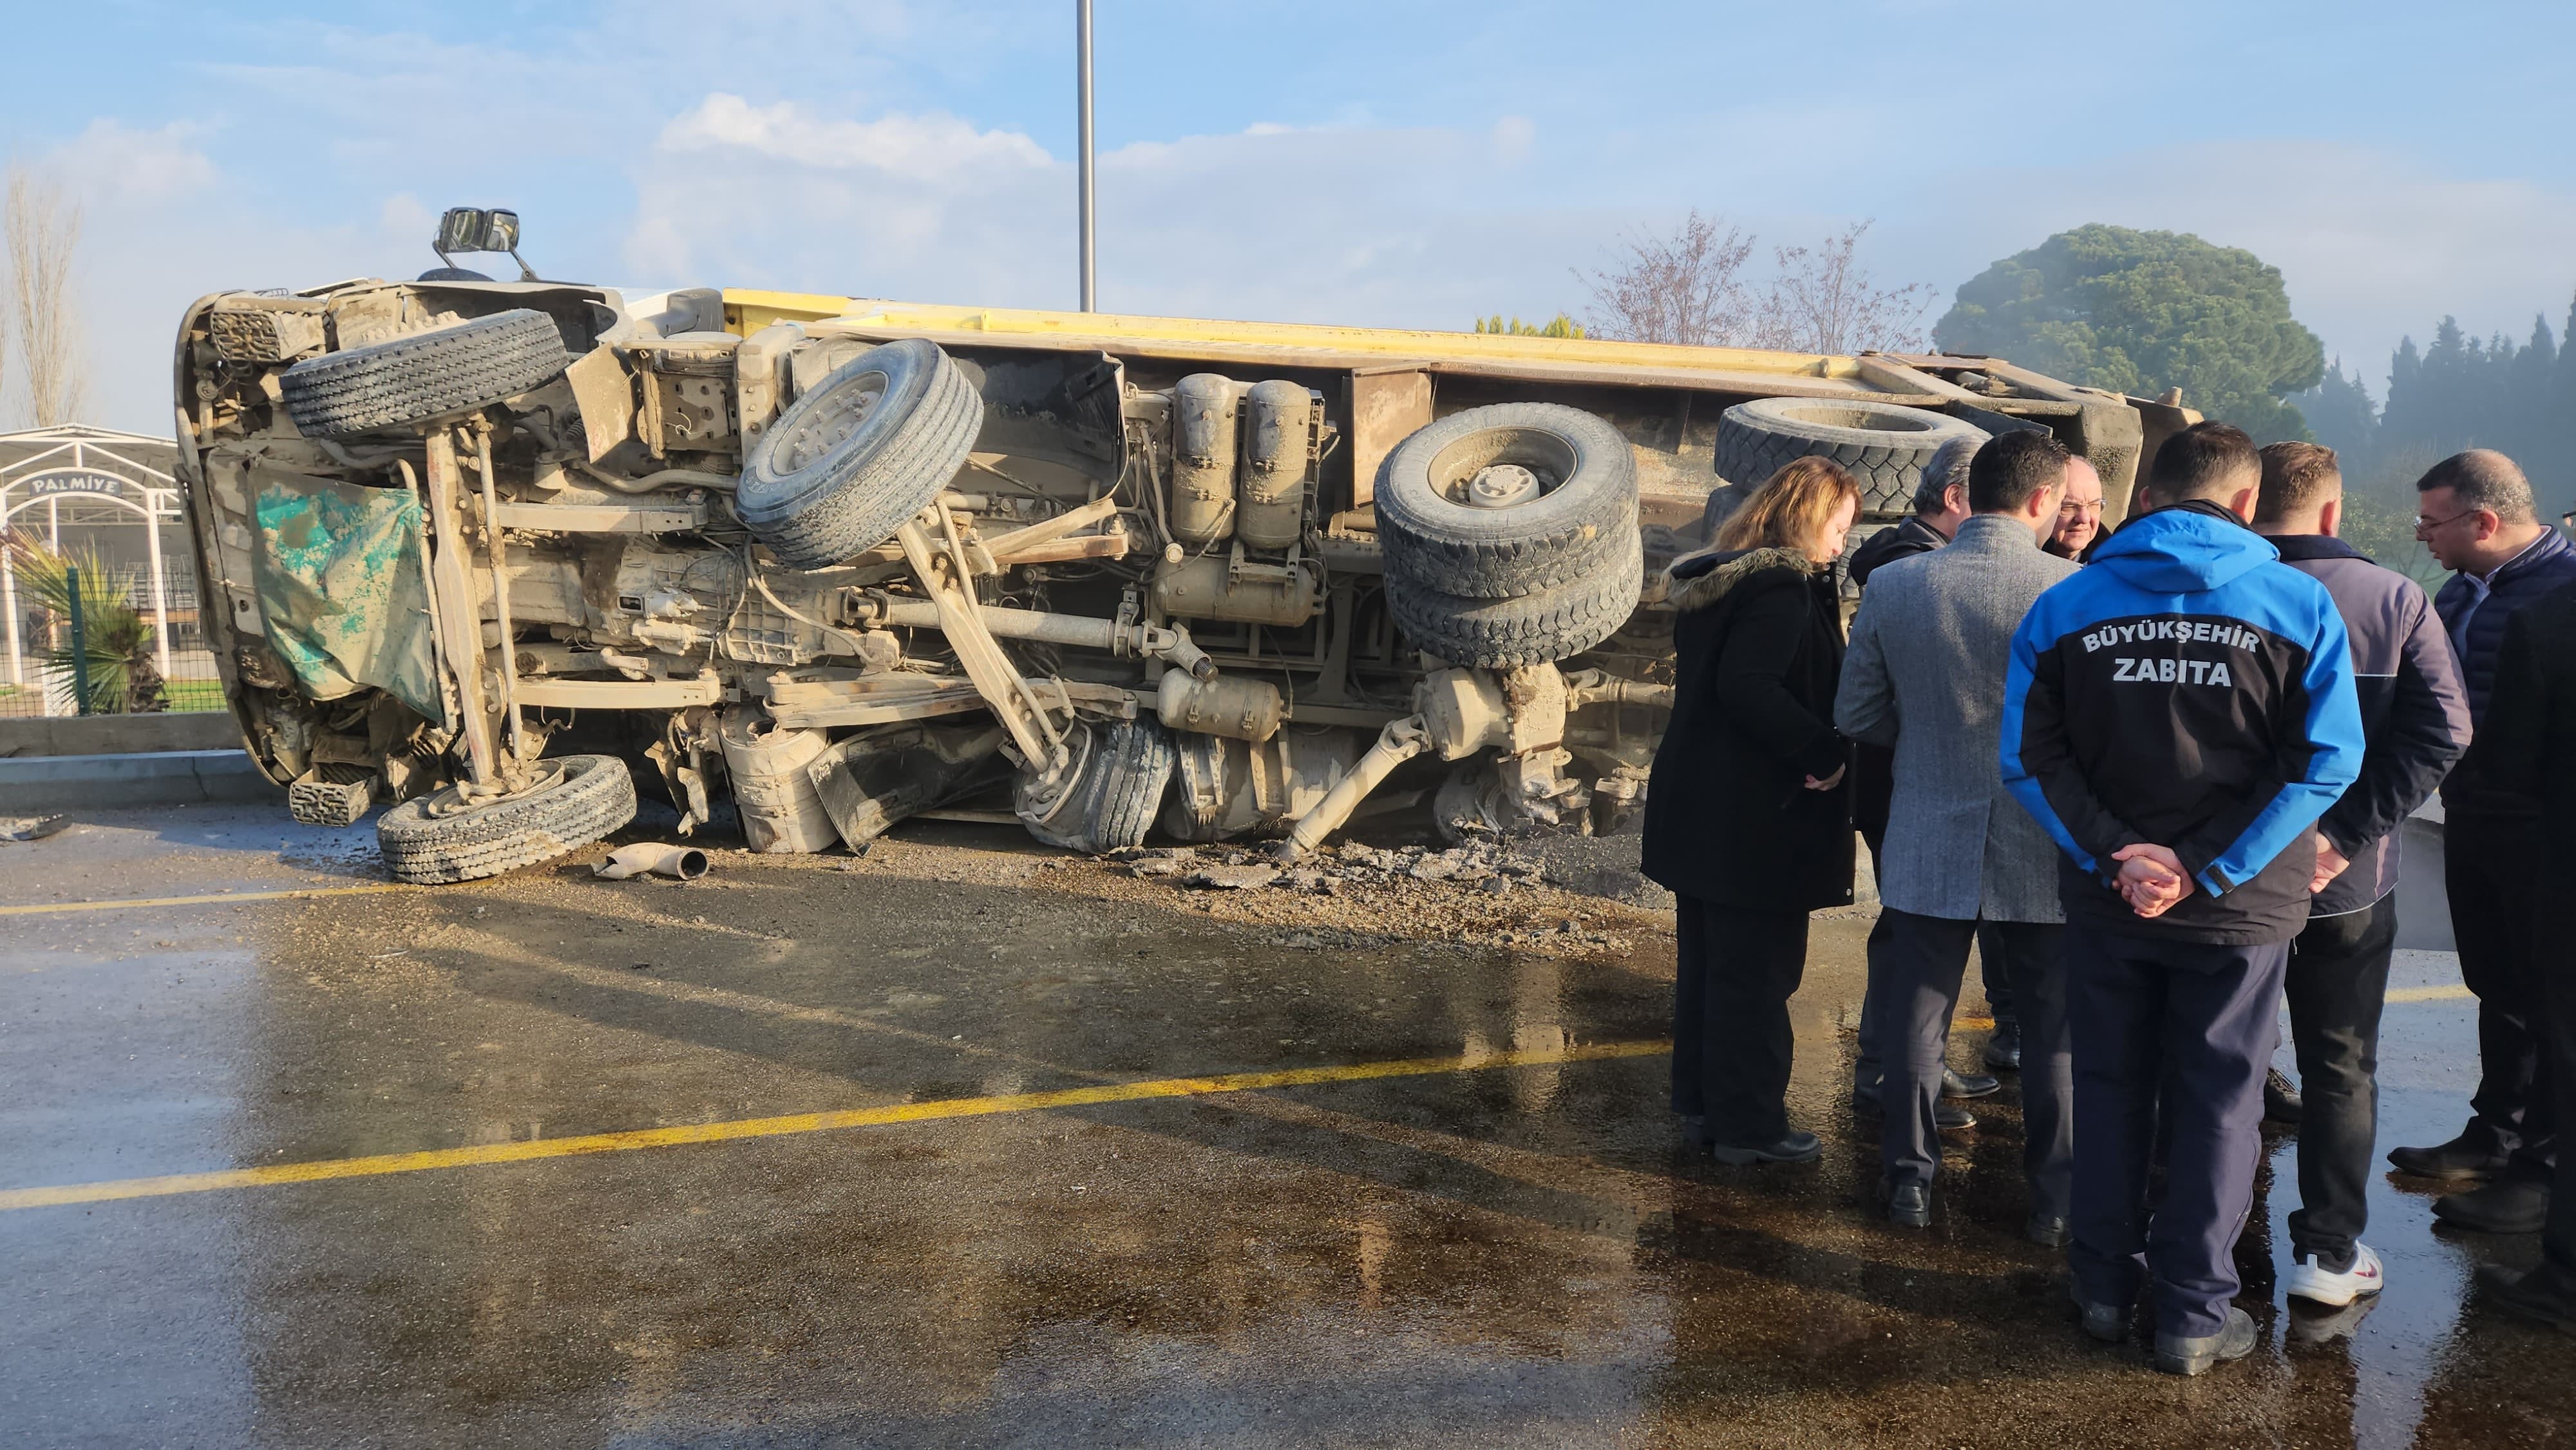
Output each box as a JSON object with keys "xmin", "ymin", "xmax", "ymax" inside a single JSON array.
[{"xmin": 251, "ymin": 473, "xmax": 444, "ymax": 724}]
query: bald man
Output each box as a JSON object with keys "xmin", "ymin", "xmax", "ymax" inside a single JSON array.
[
  {"xmin": 2394, "ymin": 450, "xmax": 2576, "ymax": 1236},
  {"xmin": 2047, "ymin": 457, "xmax": 2105, "ymax": 561}
]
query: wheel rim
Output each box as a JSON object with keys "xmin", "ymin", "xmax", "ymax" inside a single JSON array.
[
  {"xmin": 1426, "ymin": 426, "xmax": 1578, "ymax": 510},
  {"xmin": 775, "ymin": 369, "xmax": 889, "ymax": 474},
  {"xmin": 1748, "ymin": 402, "xmax": 1947, "ymax": 437}
]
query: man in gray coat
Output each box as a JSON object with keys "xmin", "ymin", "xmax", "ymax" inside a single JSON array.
[{"xmin": 1837, "ymin": 429, "xmax": 2079, "ymax": 1236}]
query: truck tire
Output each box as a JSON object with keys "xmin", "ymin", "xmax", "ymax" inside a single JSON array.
[
  {"xmin": 1374, "ymin": 402, "xmax": 1638, "ymax": 598},
  {"xmin": 1712, "ymin": 399, "xmax": 1987, "ymax": 516},
  {"xmin": 1016, "ymin": 718, "xmax": 1175, "ymax": 854},
  {"xmin": 376, "ymin": 755, "xmax": 637, "ymax": 884},
  {"xmin": 736, "ymin": 339, "xmax": 983, "ymax": 567},
  {"xmin": 279, "ymin": 310, "xmax": 571, "ymax": 438},
  {"xmin": 1385, "ymin": 534, "xmax": 1644, "ymax": 668}
]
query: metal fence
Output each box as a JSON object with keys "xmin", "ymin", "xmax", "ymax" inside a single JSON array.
[{"xmin": 3, "ymin": 561, "xmax": 224, "ymax": 718}]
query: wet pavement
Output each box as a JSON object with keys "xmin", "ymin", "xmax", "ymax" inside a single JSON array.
[{"xmin": 1, "ymin": 805, "xmax": 2567, "ymax": 1448}]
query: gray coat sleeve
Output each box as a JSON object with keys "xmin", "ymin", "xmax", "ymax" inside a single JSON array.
[
  {"xmin": 2318, "ymin": 584, "xmax": 2471, "ymax": 856},
  {"xmin": 1835, "ymin": 585, "xmax": 1899, "ymax": 748}
]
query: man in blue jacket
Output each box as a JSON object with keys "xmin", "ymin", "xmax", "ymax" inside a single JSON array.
[
  {"xmin": 2254, "ymin": 443, "xmax": 2470, "ymax": 1309},
  {"xmin": 2389, "ymin": 450, "xmax": 2576, "ymax": 1235},
  {"xmin": 2002, "ymin": 422, "xmax": 2363, "ymax": 1376}
]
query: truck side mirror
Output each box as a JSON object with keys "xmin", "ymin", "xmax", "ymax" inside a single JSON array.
[
  {"xmin": 432, "ymin": 207, "xmax": 537, "ymax": 282},
  {"xmin": 437, "ymin": 208, "xmax": 489, "ymax": 257}
]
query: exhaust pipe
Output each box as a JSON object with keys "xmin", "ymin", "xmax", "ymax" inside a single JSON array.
[{"xmin": 596, "ymin": 843, "xmax": 710, "ymax": 881}]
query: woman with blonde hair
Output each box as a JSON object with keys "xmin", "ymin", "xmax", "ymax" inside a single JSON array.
[{"xmin": 1642, "ymin": 455, "xmax": 1862, "ymax": 1163}]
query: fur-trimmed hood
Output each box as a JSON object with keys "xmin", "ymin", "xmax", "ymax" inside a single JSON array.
[{"xmin": 1662, "ymin": 547, "xmax": 1820, "ymax": 614}]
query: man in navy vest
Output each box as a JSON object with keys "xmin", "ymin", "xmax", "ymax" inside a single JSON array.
[
  {"xmin": 2389, "ymin": 451, "xmax": 2576, "ymax": 1235},
  {"xmin": 2253, "ymin": 443, "xmax": 2470, "ymax": 1309}
]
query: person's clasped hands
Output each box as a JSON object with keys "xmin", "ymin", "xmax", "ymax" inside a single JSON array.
[{"xmin": 2109, "ymin": 842, "xmax": 2193, "ymax": 919}]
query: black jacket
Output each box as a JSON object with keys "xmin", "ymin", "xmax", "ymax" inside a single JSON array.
[
  {"xmin": 2434, "ymin": 527, "xmax": 2576, "ymax": 815},
  {"xmin": 2479, "ymin": 579, "xmax": 2576, "ymax": 852},
  {"xmin": 1642, "ymin": 547, "xmax": 1855, "ymax": 912},
  {"xmin": 1846, "ymin": 514, "xmax": 1949, "ymax": 588},
  {"xmin": 1846, "ymin": 514, "xmax": 1950, "ymax": 846},
  {"xmin": 2270, "ymin": 534, "xmax": 2470, "ymax": 914},
  {"xmin": 2002, "ymin": 502, "xmax": 2363, "ymax": 945}
]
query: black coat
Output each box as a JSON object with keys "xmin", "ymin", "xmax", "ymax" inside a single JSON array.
[
  {"xmin": 2478, "ymin": 579, "xmax": 2576, "ymax": 850},
  {"xmin": 1641, "ymin": 547, "xmax": 1855, "ymax": 912}
]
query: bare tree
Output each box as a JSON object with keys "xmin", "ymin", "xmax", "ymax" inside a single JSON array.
[
  {"xmin": 6, "ymin": 166, "xmax": 88, "ymax": 427},
  {"xmin": 1752, "ymin": 221, "xmax": 1932, "ymax": 356},
  {"xmin": 1577, "ymin": 210, "xmax": 1759, "ymax": 347}
]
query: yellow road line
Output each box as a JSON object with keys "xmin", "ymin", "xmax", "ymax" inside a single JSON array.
[
  {"xmin": 2387, "ymin": 984, "xmax": 2474, "ymax": 1004},
  {"xmin": 0, "ymin": 883, "xmax": 413, "ymax": 917},
  {"xmin": 0, "ymin": 1039, "xmax": 1669, "ymax": 1212}
]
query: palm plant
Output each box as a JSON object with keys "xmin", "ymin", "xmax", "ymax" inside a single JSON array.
[{"xmin": 1, "ymin": 531, "xmax": 164, "ymax": 713}]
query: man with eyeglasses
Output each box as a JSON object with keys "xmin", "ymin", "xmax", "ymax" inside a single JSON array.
[
  {"xmin": 2045, "ymin": 456, "xmax": 2105, "ymax": 561},
  {"xmin": 2388, "ymin": 449, "xmax": 2576, "ymax": 1236}
]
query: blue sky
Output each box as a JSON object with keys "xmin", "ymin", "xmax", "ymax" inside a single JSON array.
[{"xmin": 12, "ymin": 0, "xmax": 2575, "ymax": 431}]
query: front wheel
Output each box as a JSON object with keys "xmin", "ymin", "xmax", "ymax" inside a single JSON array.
[{"xmin": 376, "ymin": 755, "xmax": 637, "ymax": 884}]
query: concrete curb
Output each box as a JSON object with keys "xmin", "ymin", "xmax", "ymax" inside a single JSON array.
[
  {"xmin": 0, "ymin": 749, "xmax": 281, "ymax": 812},
  {"xmin": 0, "ymin": 712, "xmax": 245, "ymax": 758}
]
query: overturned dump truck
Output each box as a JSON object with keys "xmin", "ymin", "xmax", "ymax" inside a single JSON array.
[{"xmin": 175, "ymin": 209, "xmax": 2190, "ymax": 883}]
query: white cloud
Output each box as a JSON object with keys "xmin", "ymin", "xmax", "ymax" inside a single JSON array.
[
  {"xmin": 50, "ymin": 120, "xmax": 218, "ymax": 207},
  {"xmin": 658, "ymin": 94, "xmax": 1050, "ymax": 182},
  {"xmin": 619, "ymin": 99, "xmax": 1616, "ymax": 330}
]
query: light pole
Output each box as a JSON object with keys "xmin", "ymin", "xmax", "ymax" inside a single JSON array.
[{"xmin": 1077, "ymin": 0, "xmax": 1096, "ymax": 312}]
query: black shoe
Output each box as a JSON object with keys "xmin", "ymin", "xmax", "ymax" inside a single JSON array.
[
  {"xmin": 1709, "ymin": 1130, "xmax": 1821, "ymax": 1166},
  {"xmin": 2390, "ymin": 1129, "xmax": 2512, "ymax": 1181},
  {"xmin": 2027, "ymin": 1214, "xmax": 2070, "ymax": 1249},
  {"xmin": 2434, "ymin": 1176, "xmax": 2550, "ymax": 1234},
  {"xmin": 2155, "ymin": 1307, "xmax": 2258, "ymax": 1376},
  {"xmin": 2477, "ymin": 1263, "xmax": 2576, "ymax": 1332},
  {"xmin": 1944, "ymin": 1067, "xmax": 2002, "ymax": 1100},
  {"xmin": 1884, "ymin": 1180, "xmax": 1932, "ymax": 1228},
  {"xmin": 1984, "ymin": 1019, "xmax": 2022, "ymax": 1071},
  {"xmin": 2071, "ymin": 1287, "xmax": 2126, "ymax": 1343},
  {"xmin": 2263, "ymin": 1068, "xmax": 2303, "ymax": 1126},
  {"xmin": 1852, "ymin": 1078, "xmax": 1977, "ymax": 1131}
]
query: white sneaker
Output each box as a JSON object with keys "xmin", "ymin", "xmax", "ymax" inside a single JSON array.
[{"xmin": 2286, "ymin": 1243, "xmax": 2385, "ymax": 1306}]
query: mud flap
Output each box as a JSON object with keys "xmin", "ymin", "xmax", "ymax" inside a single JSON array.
[
  {"xmin": 249, "ymin": 473, "xmax": 442, "ymax": 722},
  {"xmin": 806, "ymin": 720, "xmax": 1010, "ymax": 848}
]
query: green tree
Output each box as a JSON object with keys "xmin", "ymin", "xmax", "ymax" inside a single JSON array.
[
  {"xmin": 1932, "ymin": 225, "xmax": 2325, "ymax": 442},
  {"xmin": 1473, "ymin": 313, "xmax": 1586, "ymax": 339}
]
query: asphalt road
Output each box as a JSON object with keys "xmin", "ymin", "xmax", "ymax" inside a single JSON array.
[{"xmin": 0, "ymin": 805, "xmax": 2561, "ymax": 1449}]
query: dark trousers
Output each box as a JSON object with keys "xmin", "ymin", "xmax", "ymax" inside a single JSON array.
[
  {"xmin": 1853, "ymin": 831, "xmax": 2012, "ymax": 1088},
  {"xmin": 1672, "ymin": 896, "xmax": 1808, "ymax": 1149},
  {"xmin": 2542, "ymin": 910, "xmax": 2576, "ymax": 1286},
  {"xmin": 1872, "ymin": 909, "xmax": 2072, "ymax": 1214},
  {"xmin": 2285, "ymin": 894, "xmax": 2398, "ymax": 1269},
  {"xmin": 2450, "ymin": 811, "xmax": 2554, "ymax": 1178},
  {"xmin": 2067, "ymin": 920, "xmax": 2288, "ymax": 1340}
]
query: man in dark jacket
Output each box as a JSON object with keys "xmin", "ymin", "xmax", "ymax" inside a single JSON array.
[
  {"xmin": 2002, "ymin": 422, "xmax": 2363, "ymax": 1376},
  {"xmin": 2253, "ymin": 442, "xmax": 2471, "ymax": 1308},
  {"xmin": 2465, "ymin": 582, "xmax": 2576, "ymax": 1327},
  {"xmin": 2389, "ymin": 449, "xmax": 2576, "ymax": 1234}
]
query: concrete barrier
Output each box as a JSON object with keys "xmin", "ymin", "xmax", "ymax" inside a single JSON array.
[
  {"xmin": 0, "ymin": 712, "xmax": 244, "ymax": 758},
  {"xmin": 0, "ymin": 749, "xmax": 279, "ymax": 811}
]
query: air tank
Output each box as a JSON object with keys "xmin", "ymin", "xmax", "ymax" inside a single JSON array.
[
  {"xmin": 1170, "ymin": 373, "xmax": 1242, "ymax": 546},
  {"xmin": 1238, "ymin": 379, "xmax": 1313, "ymax": 550}
]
